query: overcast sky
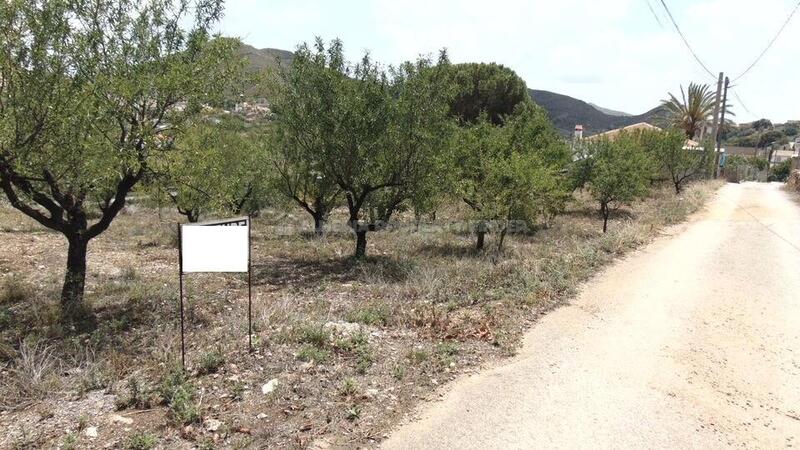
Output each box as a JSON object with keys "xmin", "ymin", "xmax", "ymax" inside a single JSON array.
[{"xmin": 217, "ymin": 0, "xmax": 800, "ymax": 123}]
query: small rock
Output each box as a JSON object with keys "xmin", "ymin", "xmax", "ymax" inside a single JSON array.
[
  {"xmin": 256, "ymin": 413, "xmax": 268, "ymax": 420},
  {"xmin": 110, "ymin": 414, "xmax": 133, "ymax": 425},
  {"xmin": 262, "ymin": 378, "xmax": 279, "ymax": 395},
  {"xmin": 205, "ymin": 418, "xmax": 223, "ymax": 432},
  {"xmin": 84, "ymin": 426, "xmax": 98, "ymax": 438},
  {"xmin": 323, "ymin": 321, "xmax": 361, "ymax": 338},
  {"xmin": 363, "ymin": 388, "xmax": 379, "ymax": 400}
]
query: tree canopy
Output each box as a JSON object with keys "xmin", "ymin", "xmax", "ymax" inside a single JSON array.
[
  {"xmin": 444, "ymin": 62, "xmax": 531, "ymax": 126},
  {"xmin": 0, "ymin": 0, "xmax": 240, "ymax": 326}
]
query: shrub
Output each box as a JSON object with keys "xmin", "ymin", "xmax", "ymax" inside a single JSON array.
[
  {"xmin": 124, "ymin": 431, "xmax": 158, "ymax": 450},
  {"xmin": 769, "ymin": 159, "xmax": 792, "ymax": 182},
  {"xmin": 197, "ymin": 350, "xmax": 225, "ymax": 375},
  {"xmin": 297, "ymin": 345, "xmax": 330, "ymax": 363},
  {"xmin": 1, "ymin": 276, "xmax": 31, "ymax": 304},
  {"xmin": 346, "ymin": 306, "xmax": 390, "ymax": 326},
  {"xmin": 295, "ymin": 323, "xmax": 330, "ymax": 348},
  {"xmin": 158, "ymin": 367, "xmax": 200, "ymax": 425},
  {"xmin": 115, "ymin": 377, "xmax": 156, "ymax": 410},
  {"xmin": 168, "ymin": 385, "xmax": 200, "ymax": 425},
  {"xmin": 339, "ymin": 377, "xmax": 358, "ymax": 397}
]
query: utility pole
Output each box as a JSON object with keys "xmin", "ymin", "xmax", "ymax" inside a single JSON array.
[
  {"xmin": 715, "ymin": 76, "xmax": 730, "ymax": 179},
  {"xmin": 711, "ymin": 72, "xmax": 724, "ymax": 179}
]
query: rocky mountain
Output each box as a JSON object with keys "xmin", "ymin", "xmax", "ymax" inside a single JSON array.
[
  {"xmin": 238, "ymin": 45, "xmax": 667, "ymax": 136},
  {"xmin": 529, "ymin": 89, "xmax": 667, "ymax": 136},
  {"xmin": 240, "ymin": 44, "xmax": 294, "ymax": 72},
  {"xmin": 588, "ymin": 103, "xmax": 632, "ymax": 117}
]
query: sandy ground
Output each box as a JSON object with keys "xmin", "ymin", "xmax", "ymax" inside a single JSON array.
[{"xmin": 382, "ymin": 182, "xmax": 800, "ymax": 450}]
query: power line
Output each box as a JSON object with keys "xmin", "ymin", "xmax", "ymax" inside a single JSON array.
[
  {"xmin": 643, "ymin": 0, "xmax": 664, "ymax": 28},
  {"xmin": 730, "ymin": 89, "xmax": 760, "ymax": 120},
  {"xmin": 732, "ymin": 0, "xmax": 800, "ymax": 82},
  {"xmin": 658, "ymin": 0, "xmax": 717, "ymax": 80}
]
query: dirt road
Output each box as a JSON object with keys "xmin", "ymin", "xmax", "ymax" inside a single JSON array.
[{"xmin": 383, "ymin": 182, "xmax": 800, "ymax": 449}]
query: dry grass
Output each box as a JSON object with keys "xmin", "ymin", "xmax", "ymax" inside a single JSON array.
[{"xmin": 0, "ymin": 180, "xmax": 721, "ymax": 448}]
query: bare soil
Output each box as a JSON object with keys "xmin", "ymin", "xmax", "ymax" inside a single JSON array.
[{"xmin": 0, "ymin": 181, "xmax": 720, "ymax": 449}]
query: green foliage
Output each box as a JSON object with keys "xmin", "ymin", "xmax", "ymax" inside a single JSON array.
[
  {"xmin": 346, "ymin": 306, "xmax": 390, "ymax": 326},
  {"xmin": 297, "ymin": 344, "xmax": 330, "ymax": 363},
  {"xmin": 444, "ymin": 62, "xmax": 531, "ymax": 125},
  {"xmin": 642, "ymin": 129, "xmax": 710, "ymax": 193},
  {"xmin": 757, "ymin": 130, "xmax": 783, "ymax": 149},
  {"xmin": 661, "ymin": 83, "xmax": 732, "ymax": 139},
  {"xmin": 295, "ymin": 323, "xmax": 330, "ymax": 348},
  {"xmin": 149, "ymin": 116, "xmax": 268, "ymax": 222},
  {"xmin": 453, "ymin": 103, "xmax": 571, "ymax": 249},
  {"xmin": 0, "ymin": 0, "xmax": 241, "ymax": 317},
  {"xmin": 124, "ymin": 432, "xmax": 158, "ymax": 450},
  {"xmin": 584, "ymin": 134, "xmax": 652, "ymax": 232},
  {"xmin": 769, "ymin": 159, "xmax": 793, "ymax": 182},
  {"xmin": 271, "ymin": 39, "xmax": 453, "ymax": 257},
  {"xmin": 159, "ymin": 367, "xmax": 199, "ymax": 424},
  {"xmin": 267, "ymin": 42, "xmax": 343, "ymax": 233},
  {"xmin": 196, "ymin": 350, "xmax": 225, "ymax": 375}
]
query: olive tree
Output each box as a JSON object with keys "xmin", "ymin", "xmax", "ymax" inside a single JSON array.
[
  {"xmin": 585, "ymin": 134, "xmax": 652, "ymax": 233},
  {"xmin": 0, "ymin": 0, "xmax": 239, "ymax": 326}
]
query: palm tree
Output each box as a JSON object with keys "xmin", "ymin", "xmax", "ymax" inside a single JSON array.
[{"xmin": 662, "ymin": 83, "xmax": 717, "ymax": 139}]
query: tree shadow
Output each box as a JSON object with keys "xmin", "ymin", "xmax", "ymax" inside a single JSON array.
[
  {"xmin": 252, "ymin": 254, "xmax": 412, "ymax": 288},
  {"xmin": 415, "ymin": 242, "xmax": 485, "ymax": 258},
  {"xmin": 561, "ymin": 207, "xmax": 636, "ymax": 220}
]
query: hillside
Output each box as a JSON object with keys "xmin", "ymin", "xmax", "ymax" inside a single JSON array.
[
  {"xmin": 588, "ymin": 103, "xmax": 632, "ymax": 117},
  {"xmin": 529, "ymin": 89, "xmax": 667, "ymax": 136},
  {"xmin": 240, "ymin": 44, "xmax": 294, "ymax": 72},
  {"xmin": 237, "ymin": 45, "xmax": 666, "ymax": 135}
]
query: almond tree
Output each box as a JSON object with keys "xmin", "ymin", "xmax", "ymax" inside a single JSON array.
[
  {"xmin": 149, "ymin": 115, "xmax": 268, "ymax": 222},
  {"xmin": 0, "ymin": 0, "xmax": 239, "ymax": 327},
  {"xmin": 273, "ymin": 40, "xmax": 452, "ymax": 256},
  {"xmin": 454, "ymin": 103, "xmax": 571, "ymax": 250},
  {"xmin": 268, "ymin": 40, "xmax": 344, "ymax": 235},
  {"xmin": 585, "ymin": 135, "xmax": 652, "ymax": 232}
]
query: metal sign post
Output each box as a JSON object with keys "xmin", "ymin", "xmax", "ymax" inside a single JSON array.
[{"xmin": 177, "ymin": 216, "xmax": 252, "ymax": 370}]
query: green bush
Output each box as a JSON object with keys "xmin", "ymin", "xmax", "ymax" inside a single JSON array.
[
  {"xmin": 295, "ymin": 323, "xmax": 330, "ymax": 348},
  {"xmin": 197, "ymin": 350, "xmax": 225, "ymax": 375},
  {"xmin": 297, "ymin": 344, "xmax": 330, "ymax": 363},
  {"xmin": 346, "ymin": 306, "xmax": 390, "ymax": 326},
  {"xmin": 158, "ymin": 367, "xmax": 200, "ymax": 425},
  {"xmin": 124, "ymin": 431, "xmax": 158, "ymax": 450},
  {"xmin": 769, "ymin": 159, "xmax": 792, "ymax": 182}
]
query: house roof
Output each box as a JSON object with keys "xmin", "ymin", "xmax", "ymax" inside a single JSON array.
[{"xmin": 587, "ymin": 122, "xmax": 662, "ymax": 141}]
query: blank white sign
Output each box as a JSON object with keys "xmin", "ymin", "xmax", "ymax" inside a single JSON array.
[{"xmin": 181, "ymin": 224, "xmax": 248, "ymax": 273}]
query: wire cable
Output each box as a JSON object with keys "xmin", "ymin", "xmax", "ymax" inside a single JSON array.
[
  {"xmin": 732, "ymin": 0, "xmax": 800, "ymax": 82},
  {"xmin": 643, "ymin": 0, "xmax": 664, "ymax": 28},
  {"xmin": 730, "ymin": 89, "xmax": 759, "ymax": 120},
  {"xmin": 658, "ymin": 0, "xmax": 717, "ymax": 80}
]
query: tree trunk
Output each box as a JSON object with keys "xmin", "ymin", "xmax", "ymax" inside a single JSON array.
[
  {"xmin": 674, "ymin": 180, "xmax": 683, "ymax": 194},
  {"xmin": 313, "ymin": 212, "xmax": 326, "ymax": 236},
  {"xmin": 355, "ymin": 230, "xmax": 367, "ymax": 258},
  {"xmin": 476, "ymin": 231, "xmax": 485, "ymax": 250},
  {"xmin": 497, "ymin": 226, "xmax": 508, "ymax": 251},
  {"xmin": 61, "ymin": 235, "xmax": 94, "ymax": 329},
  {"xmin": 601, "ymin": 203, "xmax": 610, "ymax": 233},
  {"xmin": 475, "ymin": 220, "xmax": 488, "ymax": 250}
]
